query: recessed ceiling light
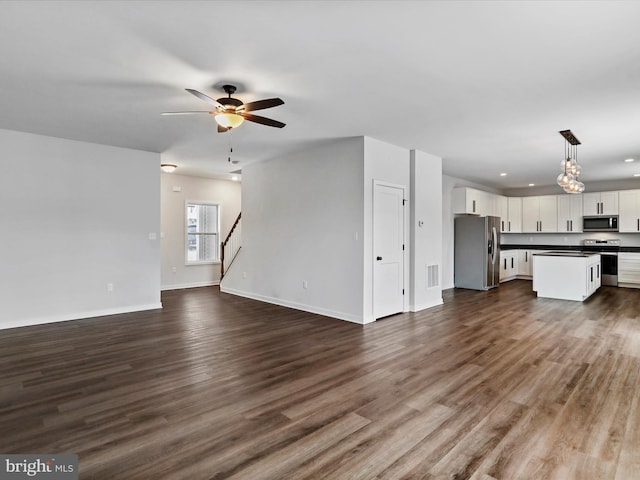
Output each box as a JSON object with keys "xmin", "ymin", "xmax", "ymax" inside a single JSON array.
[
  {"xmin": 625, "ymin": 158, "xmax": 635, "ymax": 163},
  {"xmin": 499, "ymin": 173, "xmax": 507, "ymax": 176},
  {"xmin": 528, "ymin": 183, "xmax": 535, "ymax": 187},
  {"xmin": 633, "ymin": 173, "xmax": 640, "ymax": 177},
  {"xmin": 231, "ymin": 175, "xmax": 239, "ymax": 181}
]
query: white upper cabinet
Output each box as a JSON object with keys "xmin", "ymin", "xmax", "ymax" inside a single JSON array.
[
  {"xmin": 507, "ymin": 197, "xmax": 522, "ymax": 233},
  {"xmin": 522, "ymin": 196, "xmax": 558, "ymax": 233},
  {"xmin": 557, "ymin": 195, "xmax": 583, "ymax": 233},
  {"xmin": 619, "ymin": 189, "xmax": 640, "ymax": 232},
  {"xmin": 452, "ymin": 187, "xmax": 495, "ymax": 216},
  {"xmin": 497, "ymin": 196, "xmax": 522, "ymax": 233},
  {"xmin": 496, "ymin": 195, "xmax": 508, "ymax": 232},
  {"xmin": 583, "ymin": 191, "xmax": 618, "ymax": 216}
]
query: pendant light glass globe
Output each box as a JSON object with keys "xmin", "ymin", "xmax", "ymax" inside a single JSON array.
[
  {"xmin": 557, "ymin": 172, "xmax": 574, "ymax": 187},
  {"xmin": 570, "ymin": 163, "xmax": 582, "ymax": 176},
  {"xmin": 560, "ymin": 158, "xmax": 572, "ymax": 171},
  {"xmin": 564, "ymin": 180, "xmax": 581, "ymax": 194}
]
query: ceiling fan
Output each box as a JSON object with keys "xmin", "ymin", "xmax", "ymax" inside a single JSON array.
[{"xmin": 162, "ymin": 85, "xmax": 285, "ymax": 132}]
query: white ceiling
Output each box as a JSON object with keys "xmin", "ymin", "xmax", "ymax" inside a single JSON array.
[{"xmin": 2, "ymin": 0, "xmax": 640, "ymax": 190}]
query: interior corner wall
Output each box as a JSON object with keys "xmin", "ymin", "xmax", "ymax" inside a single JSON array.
[
  {"xmin": 220, "ymin": 137, "xmax": 366, "ymax": 323},
  {"xmin": 363, "ymin": 137, "xmax": 411, "ymax": 324},
  {"xmin": 410, "ymin": 150, "xmax": 443, "ymax": 311},
  {"xmin": 0, "ymin": 128, "xmax": 161, "ymax": 330},
  {"xmin": 160, "ymin": 173, "xmax": 241, "ymax": 290}
]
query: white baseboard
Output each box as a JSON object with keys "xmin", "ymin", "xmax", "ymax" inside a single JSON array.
[
  {"xmin": 0, "ymin": 302, "xmax": 163, "ymax": 331},
  {"xmin": 411, "ymin": 298, "xmax": 444, "ymax": 312},
  {"xmin": 161, "ymin": 281, "xmax": 219, "ymax": 291},
  {"xmin": 220, "ymin": 286, "xmax": 364, "ymax": 324}
]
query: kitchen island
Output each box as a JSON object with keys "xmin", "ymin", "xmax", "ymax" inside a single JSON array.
[{"xmin": 532, "ymin": 251, "xmax": 601, "ymax": 301}]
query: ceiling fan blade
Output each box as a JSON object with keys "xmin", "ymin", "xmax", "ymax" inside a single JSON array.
[
  {"xmin": 161, "ymin": 111, "xmax": 212, "ymax": 115},
  {"xmin": 186, "ymin": 88, "xmax": 223, "ymax": 108},
  {"xmin": 240, "ymin": 113, "xmax": 286, "ymax": 128},
  {"xmin": 242, "ymin": 98, "xmax": 284, "ymax": 112},
  {"xmin": 218, "ymin": 124, "xmax": 229, "ymax": 133}
]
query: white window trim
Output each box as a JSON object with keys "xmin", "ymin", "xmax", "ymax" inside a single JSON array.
[{"xmin": 185, "ymin": 200, "xmax": 222, "ymax": 266}]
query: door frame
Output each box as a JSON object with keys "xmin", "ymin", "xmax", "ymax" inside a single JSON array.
[{"xmin": 372, "ymin": 180, "xmax": 407, "ymax": 320}]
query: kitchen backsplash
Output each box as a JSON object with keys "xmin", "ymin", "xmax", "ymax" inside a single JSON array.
[{"xmin": 501, "ymin": 232, "xmax": 640, "ymax": 247}]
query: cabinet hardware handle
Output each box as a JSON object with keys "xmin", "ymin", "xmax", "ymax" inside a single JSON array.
[
  {"xmin": 591, "ymin": 267, "xmax": 593, "ymax": 282},
  {"xmin": 502, "ymin": 220, "xmax": 504, "ymax": 231},
  {"xmin": 504, "ymin": 259, "xmax": 507, "ymax": 269},
  {"xmin": 525, "ymin": 252, "xmax": 528, "ymax": 261},
  {"xmin": 472, "ymin": 200, "xmax": 476, "ymax": 213},
  {"xmin": 570, "ymin": 220, "xmax": 573, "ymax": 231},
  {"xmin": 508, "ymin": 221, "xmax": 511, "ymax": 231},
  {"xmin": 637, "ymin": 218, "xmax": 639, "ymax": 231},
  {"xmin": 567, "ymin": 220, "xmax": 570, "ymax": 231},
  {"xmin": 511, "ymin": 257, "xmax": 514, "ymax": 268}
]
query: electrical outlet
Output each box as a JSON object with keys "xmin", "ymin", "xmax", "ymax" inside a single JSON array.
[
  {"xmin": 242, "ymin": 272, "xmax": 247, "ymax": 279},
  {"xmin": 171, "ymin": 267, "xmax": 177, "ymax": 273},
  {"xmin": 107, "ymin": 283, "xmax": 114, "ymax": 292},
  {"xmin": 303, "ymin": 280, "xmax": 308, "ymax": 289}
]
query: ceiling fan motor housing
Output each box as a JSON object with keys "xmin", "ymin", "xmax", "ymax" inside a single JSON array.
[{"xmin": 218, "ymin": 97, "xmax": 243, "ymax": 108}]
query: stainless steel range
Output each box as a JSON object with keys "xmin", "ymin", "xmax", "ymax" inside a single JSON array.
[{"xmin": 583, "ymin": 239, "xmax": 620, "ymax": 286}]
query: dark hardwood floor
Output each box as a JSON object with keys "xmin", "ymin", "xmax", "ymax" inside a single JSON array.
[{"xmin": 1, "ymin": 281, "xmax": 640, "ymax": 479}]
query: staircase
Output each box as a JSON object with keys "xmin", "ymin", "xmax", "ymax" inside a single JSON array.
[{"xmin": 220, "ymin": 212, "xmax": 241, "ymax": 280}]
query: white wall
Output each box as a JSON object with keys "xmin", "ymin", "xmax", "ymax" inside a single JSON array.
[
  {"xmin": 363, "ymin": 137, "xmax": 411, "ymax": 323},
  {"xmin": 222, "ymin": 136, "xmax": 444, "ymax": 324},
  {"xmin": 410, "ymin": 150, "xmax": 443, "ymax": 311},
  {"xmin": 160, "ymin": 173, "xmax": 241, "ymax": 290},
  {"xmin": 0, "ymin": 129, "xmax": 161, "ymax": 329},
  {"xmin": 221, "ymin": 137, "xmax": 366, "ymax": 323}
]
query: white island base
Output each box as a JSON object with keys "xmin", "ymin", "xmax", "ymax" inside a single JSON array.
[{"xmin": 532, "ymin": 252, "xmax": 601, "ymax": 302}]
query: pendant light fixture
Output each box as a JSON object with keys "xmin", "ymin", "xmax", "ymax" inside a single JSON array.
[{"xmin": 557, "ymin": 130, "xmax": 585, "ymax": 194}]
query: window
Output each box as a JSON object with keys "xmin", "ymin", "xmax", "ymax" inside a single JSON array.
[{"xmin": 186, "ymin": 202, "xmax": 220, "ymax": 264}]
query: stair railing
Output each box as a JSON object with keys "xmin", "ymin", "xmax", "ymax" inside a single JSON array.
[{"xmin": 220, "ymin": 212, "xmax": 241, "ymax": 280}]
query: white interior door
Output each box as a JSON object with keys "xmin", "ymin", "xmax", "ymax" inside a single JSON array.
[{"xmin": 373, "ymin": 182, "xmax": 405, "ymax": 319}]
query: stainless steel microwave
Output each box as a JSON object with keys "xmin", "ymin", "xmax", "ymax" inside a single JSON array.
[{"xmin": 583, "ymin": 215, "xmax": 618, "ymax": 232}]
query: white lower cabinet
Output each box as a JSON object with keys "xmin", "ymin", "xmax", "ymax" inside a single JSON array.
[
  {"xmin": 518, "ymin": 250, "xmax": 533, "ymax": 277},
  {"xmin": 500, "ymin": 250, "xmax": 518, "ymax": 282},
  {"xmin": 586, "ymin": 255, "xmax": 601, "ymax": 297},
  {"xmin": 619, "ymin": 252, "xmax": 640, "ymax": 287}
]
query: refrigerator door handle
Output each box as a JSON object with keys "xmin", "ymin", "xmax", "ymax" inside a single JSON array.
[{"xmin": 491, "ymin": 226, "xmax": 498, "ymax": 266}]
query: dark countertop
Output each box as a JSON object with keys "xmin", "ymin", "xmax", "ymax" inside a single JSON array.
[
  {"xmin": 501, "ymin": 244, "xmax": 640, "ymax": 253},
  {"xmin": 532, "ymin": 251, "xmax": 599, "ymax": 258}
]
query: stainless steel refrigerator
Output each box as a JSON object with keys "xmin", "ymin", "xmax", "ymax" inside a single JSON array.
[{"xmin": 454, "ymin": 215, "xmax": 501, "ymax": 290}]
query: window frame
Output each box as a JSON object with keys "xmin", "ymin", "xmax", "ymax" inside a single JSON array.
[{"xmin": 185, "ymin": 200, "xmax": 221, "ymax": 266}]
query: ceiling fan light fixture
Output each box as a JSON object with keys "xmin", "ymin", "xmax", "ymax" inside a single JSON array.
[
  {"xmin": 160, "ymin": 163, "xmax": 177, "ymax": 173},
  {"xmin": 215, "ymin": 112, "xmax": 245, "ymax": 129}
]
